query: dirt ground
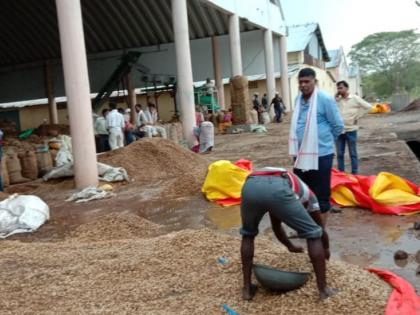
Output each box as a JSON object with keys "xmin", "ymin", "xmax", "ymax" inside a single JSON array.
[{"xmin": 2, "ymin": 110, "xmax": 420, "ymax": 313}]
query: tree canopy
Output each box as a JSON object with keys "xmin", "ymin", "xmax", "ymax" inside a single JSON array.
[{"xmin": 349, "ymin": 30, "xmax": 420, "ymax": 97}]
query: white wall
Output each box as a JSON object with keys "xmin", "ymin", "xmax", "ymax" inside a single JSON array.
[{"xmin": 0, "ymin": 30, "xmax": 282, "ymax": 105}]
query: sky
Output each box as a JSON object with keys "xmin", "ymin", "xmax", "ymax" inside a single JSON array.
[{"xmin": 281, "ymin": 0, "xmax": 420, "ymax": 54}]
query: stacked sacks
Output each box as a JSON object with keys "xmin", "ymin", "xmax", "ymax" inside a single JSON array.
[
  {"xmin": 5, "ymin": 151, "xmax": 30, "ymax": 184},
  {"xmin": 230, "ymin": 76, "xmax": 250, "ymax": 125},
  {"xmin": 18, "ymin": 151, "xmax": 38, "ymax": 180}
]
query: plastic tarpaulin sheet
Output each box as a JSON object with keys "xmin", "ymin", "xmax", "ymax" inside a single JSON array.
[
  {"xmin": 331, "ymin": 169, "xmax": 420, "ymax": 215},
  {"xmin": 368, "ymin": 268, "xmax": 420, "ymax": 315},
  {"xmin": 202, "ymin": 159, "xmax": 252, "ymax": 206},
  {"xmin": 370, "ymin": 103, "xmax": 391, "ymax": 114}
]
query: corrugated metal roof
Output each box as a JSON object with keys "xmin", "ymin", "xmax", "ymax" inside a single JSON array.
[
  {"xmin": 0, "ymin": 0, "xmax": 258, "ymax": 67},
  {"xmin": 287, "ymin": 23, "xmax": 330, "ymax": 61},
  {"xmin": 326, "ymin": 49, "xmax": 340, "ymax": 68}
]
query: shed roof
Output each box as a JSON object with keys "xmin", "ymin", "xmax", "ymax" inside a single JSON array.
[
  {"xmin": 0, "ymin": 0, "xmax": 258, "ymax": 67},
  {"xmin": 287, "ymin": 23, "xmax": 330, "ymax": 61}
]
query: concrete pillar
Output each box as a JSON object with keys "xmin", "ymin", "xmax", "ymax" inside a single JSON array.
[
  {"xmin": 126, "ymin": 73, "xmax": 137, "ymax": 124},
  {"xmin": 279, "ymin": 34, "xmax": 291, "ymax": 111},
  {"xmin": 56, "ymin": 0, "xmax": 98, "ymax": 188},
  {"xmin": 211, "ymin": 36, "xmax": 225, "ymax": 109},
  {"xmin": 228, "ymin": 14, "xmax": 243, "ymax": 76},
  {"xmin": 264, "ymin": 29, "xmax": 276, "ymax": 117},
  {"xmin": 172, "ymin": 0, "xmax": 196, "ymax": 146},
  {"xmin": 44, "ymin": 61, "xmax": 59, "ymax": 124}
]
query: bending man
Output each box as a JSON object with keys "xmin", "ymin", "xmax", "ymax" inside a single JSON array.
[{"xmin": 240, "ymin": 167, "xmax": 336, "ymax": 301}]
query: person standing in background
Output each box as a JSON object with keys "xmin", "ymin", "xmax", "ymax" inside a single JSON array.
[
  {"xmin": 94, "ymin": 108, "xmax": 110, "ymax": 152},
  {"xmin": 106, "ymin": 103, "xmax": 125, "ymax": 150},
  {"xmin": 335, "ymin": 80, "xmax": 372, "ymax": 174},
  {"xmin": 270, "ymin": 92, "xmax": 285, "ymax": 123},
  {"xmin": 289, "ymin": 68, "xmax": 344, "ymax": 227},
  {"xmin": 261, "ymin": 93, "xmax": 269, "ymax": 111}
]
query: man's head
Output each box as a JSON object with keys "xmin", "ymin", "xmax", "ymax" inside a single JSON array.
[
  {"xmin": 298, "ymin": 68, "xmax": 316, "ymax": 97},
  {"xmin": 336, "ymin": 80, "xmax": 349, "ymax": 97},
  {"xmin": 117, "ymin": 108, "xmax": 124, "ymax": 114},
  {"xmin": 109, "ymin": 102, "xmax": 117, "ymax": 110},
  {"xmin": 102, "ymin": 108, "xmax": 109, "ymax": 117},
  {"xmin": 135, "ymin": 104, "xmax": 141, "ymax": 113}
]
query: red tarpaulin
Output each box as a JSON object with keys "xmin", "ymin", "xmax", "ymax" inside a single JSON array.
[{"xmin": 368, "ymin": 268, "xmax": 420, "ymax": 315}]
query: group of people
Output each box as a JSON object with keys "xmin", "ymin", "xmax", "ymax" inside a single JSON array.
[
  {"xmin": 240, "ymin": 67, "xmax": 373, "ymax": 301},
  {"xmin": 252, "ymin": 92, "xmax": 286, "ymax": 124},
  {"xmin": 94, "ymin": 102, "xmax": 166, "ymax": 152}
]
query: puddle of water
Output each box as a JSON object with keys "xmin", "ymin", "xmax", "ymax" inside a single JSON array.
[{"xmin": 206, "ymin": 205, "xmax": 241, "ymax": 230}]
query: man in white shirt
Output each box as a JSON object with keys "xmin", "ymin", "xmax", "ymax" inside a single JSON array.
[
  {"xmin": 140, "ymin": 103, "xmax": 167, "ymax": 139},
  {"xmin": 94, "ymin": 108, "xmax": 110, "ymax": 152},
  {"xmin": 335, "ymin": 81, "xmax": 372, "ymax": 174},
  {"xmin": 106, "ymin": 103, "xmax": 125, "ymax": 150}
]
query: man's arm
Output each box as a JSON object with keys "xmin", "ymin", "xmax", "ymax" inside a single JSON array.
[
  {"xmin": 324, "ymin": 96, "xmax": 344, "ymax": 139},
  {"xmin": 269, "ymin": 213, "xmax": 304, "ymax": 253},
  {"xmin": 356, "ymin": 95, "xmax": 372, "ymax": 110}
]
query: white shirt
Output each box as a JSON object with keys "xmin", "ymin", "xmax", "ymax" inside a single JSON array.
[
  {"xmin": 136, "ymin": 110, "xmax": 147, "ymax": 127},
  {"xmin": 94, "ymin": 117, "xmax": 108, "ymax": 135},
  {"xmin": 106, "ymin": 110, "xmax": 124, "ymax": 129}
]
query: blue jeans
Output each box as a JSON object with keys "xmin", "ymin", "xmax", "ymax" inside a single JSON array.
[
  {"xmin": 294, "ymin": 154, "xmax": 334, "ymax": 213},
  {"xmin": 336, "ymin": 131, "xmax": 358, "ymax": 174},
  {"xmin": 274, "ymin": 107, "xmax": 283, "ymax": 123}
]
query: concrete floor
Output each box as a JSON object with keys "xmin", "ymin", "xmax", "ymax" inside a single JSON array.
[{"xmin": 7, "ymin": 110, "xmax": 420, "ymax": 292}]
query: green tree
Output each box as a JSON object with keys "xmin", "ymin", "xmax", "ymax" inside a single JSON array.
[{"xmin": 349, "ymin": 30, "xmax": 420, "ymax": 95}]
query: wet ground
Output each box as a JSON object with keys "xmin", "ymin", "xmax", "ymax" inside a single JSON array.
[{"xmin": 5, "ymin": 110, "xmax": 420, "ymax": 293}]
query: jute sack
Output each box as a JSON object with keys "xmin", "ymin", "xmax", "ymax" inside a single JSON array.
[
  {"xmin": 18, "ymin": 151, "xmax": 38, "ymax": 180},
  {"xmin": 1, "ymin": 156, "xmax": 9, "ymax": 187}
]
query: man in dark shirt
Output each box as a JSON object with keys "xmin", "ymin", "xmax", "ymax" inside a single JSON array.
[{"xmin": 270, "ymin": 92, "xmax": 285, "ymax": 123}]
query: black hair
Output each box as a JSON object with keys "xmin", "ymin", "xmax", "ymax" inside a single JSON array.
[
  {"xmin": 109, "ymin": 102, "xmax": 117, "ymax": 110},
  {"xmin": 102, "ymin": 108, "xmax": 109, "ymax": 115},
  {"xmin": 298, "ymin": 67, "xmax": 316, "ymax": 78},
  {"xmin": 337, "ymin": 80, "xmax": 349, "ymax": 88}
]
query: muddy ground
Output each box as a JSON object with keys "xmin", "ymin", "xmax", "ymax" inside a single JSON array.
[{"xmin": 5, "ymin": 110, "xmax": 420, "ymax": 294}]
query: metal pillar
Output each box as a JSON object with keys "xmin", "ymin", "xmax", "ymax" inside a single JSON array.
[
  {"xmin": 228, "ymin": 14, "xmax": 243, "ymax": 76},
  {"xmin": 264, "ymin": 29, "xmax": 276, "ymax": 116},
  {"xmin": 56, "ymin": 0, "xmax": 98, "ymax": 188},
  {"xmin": 279, "ymin": 34, "xmax": 291, "ymax": 111},
  {"xmin": 172, "ymin": 0, "xmax": 196, "ymax": 146},
  {"xmin": 211, "ymin": 36, "xmax": 225, "ymax": 109},
  {"xmin": 44, "ymin": 61, "xmax": 59, "ymax": 124}
]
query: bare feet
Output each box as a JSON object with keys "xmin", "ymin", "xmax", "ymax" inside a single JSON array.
[
  {"xmin": 242, "ymin": 284, "xmax": 258, "ymax": 301},
  {"xmin": 319, "ymin": 287, "xmax": 338, "ymax": 300}
]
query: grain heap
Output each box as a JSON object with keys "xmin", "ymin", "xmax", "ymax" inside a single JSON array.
[
  {"xmin": 99, "ymin": 138, "xmax": 209, "ymax": 196},
  {"xmin": 0, "ymin": 214, "xmax": 390, "ymax": 315},
  {"xmin": 70, "ymin": 212, "xmax": 164, "ymax": 241}
]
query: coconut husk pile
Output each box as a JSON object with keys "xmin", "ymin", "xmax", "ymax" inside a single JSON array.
[
  {"xmin": 400, "ymin": 98, "xmax": 420, "ymax": 112},
  {"xmin": 0, "ymin": 213, "xmax": 390, "ymax": 314},
  {"xmin": 99, "ymin": 138, "xmax": 209, "ymax": 196}
]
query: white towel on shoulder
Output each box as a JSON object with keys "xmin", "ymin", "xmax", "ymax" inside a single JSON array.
[{"xmin": 288, "ymin": 88, "xmax": 319, "ymax": 171}]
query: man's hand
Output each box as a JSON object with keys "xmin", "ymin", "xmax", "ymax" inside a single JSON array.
[
  {"xmin": 324, "ymin": 248, "xmax": 331, "ymax": 260},
  {"xmin": 287, "ymin": 244, "xmax": 304, "ymax": 253}
]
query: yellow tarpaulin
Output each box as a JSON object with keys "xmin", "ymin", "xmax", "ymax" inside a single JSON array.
[{"xmin": 201, "ymin": 160, "xmax": 251, "ymax": 202}]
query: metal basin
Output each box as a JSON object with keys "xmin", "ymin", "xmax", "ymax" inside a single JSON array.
[{"xmin": 253, "ymin": 264, "xmax": 310, "ymax": 292}]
